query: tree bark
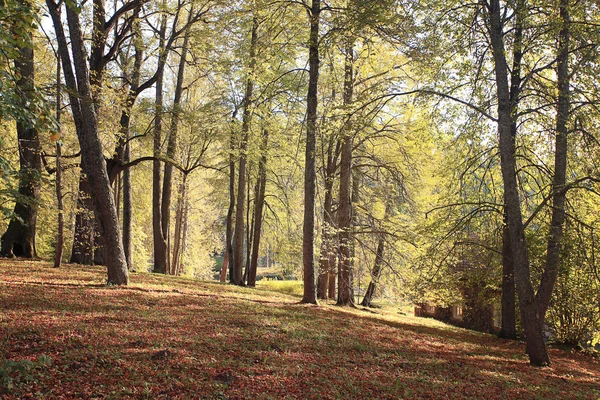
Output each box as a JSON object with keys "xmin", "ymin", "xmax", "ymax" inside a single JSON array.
[
  {"xmin": 301, "ymin": 0, "xmax": 321, "ymax": 304},
  {"xmin": 499, "ymin": 219, "xmax": 517, "ymax": 339},
  {"xmin": 317, "ymin": 136, "xmax": 338, "ymax": 299},
  {"xmin": 0, "ymin": 32, "xmax": 42, "ymax": 258},
  {"xmin": 361, "ymin": 236, "xmax": 384, "ymax": 307},
  {"xmin": 226, "ymin": 123, "xmax": 236, "ymax": 282},
  {"xmin": 48, "ymin": 0, "xmax": 128, "ymax": 284},
  {"xmin": 337, "ymin": 41, "xmax": 355, "ymax": 306},
  {"xmin": 487, "ymin": 0, "xmax": 548, "ymax": 365},
  {"xmin": 162, "ymin": 10, "xmax": 193, "ymax": 272},
  {"xmin": 53, "ymin": 57, "xmax": 64, "ymax": 268},
  {"xmin": 232, "ymin": 15, "xmax": 259, "ymax": 285},
  {"xmin": 248, "ymin": 130, "xmax": 269, "ymax": 287},
  {"xmin": 536, "ymin": 0, "xmax": 570, "ymax": 322},
  {"xmin": 152, "ymin": 9, "xmax": 168, "ymax": 274},
  {"xmin": 171, "ymin": 173, "xmax": 187, "ymax": 275}
]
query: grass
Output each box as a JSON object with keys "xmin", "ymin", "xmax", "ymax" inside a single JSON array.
[{"xmin": 1, "ymin": 259, "xmax": 599, "ymax": 399}]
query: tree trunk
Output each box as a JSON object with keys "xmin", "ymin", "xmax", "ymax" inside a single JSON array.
[
  {"xmin": 49, "ymin": 0, "xmax": 128, "ymax": 284},
  {"xmin": 152, "ymin": 10, "xmax": 168, "ymax": 274},
  {"xmin": 171, "ymin": 173, "xmax": 187, "ymax": 275},
  {"xmin": 226, "ymin": 123, "xmax": 236, "ymax": 282},
  {"xmin": 361, "ymin": 236, "xmax": 384, "ymax": 307},
  {"xmin": 317, "ymin": 136, "xmax": 338, "ymax": 299},
  {"xmin": 220, "ymin": 250, "xmax": 229, "ymax": 282},
  {"xmin": 53, "ymin": 57, "xmax": 64, "ymax": 268},
  {"xmin": 337, "ymin": 41, "xmax": 355, "ymax": 306},
  {"xmin": 499, "ymin": 219, "xmax": 517, "ymax": 339},
  {"xmin": 536, "ymin": 0, "xmax": 570, "ymax": 322},
  {"xmin": 301, "ymin": 0, "xmax": 321, "ymax": 304},
  {"xmin": 162, "ymin": 11, "xmax": 192, "ymax": 272},
  {"xmin": 70, "ymin": 176, "xmax": 94, "ymax": 265},
  {"xmin": 487, "ymin": 0, "xmax": 548, "ymax": 365},
  {"xmin": 120, "ymin": 12, "xmax": 142, "ymax": 271},
  {"xmin": 232, "ymin": 16, "xmax": 259, "ymax": 285},
  {"xmin": 0, "ymin": 33, "xmax": 42, "ymax": 258},
  {"xmin": 499, "ymin": 0, "xmax": 524, "ymax": 340},
  {"xmin": 248, "ymin": 130, "xmax": 269, "ymax": 287}
]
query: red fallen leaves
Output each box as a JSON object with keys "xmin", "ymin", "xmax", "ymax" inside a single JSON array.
[{"xmin": 0, "ymin": 260, "xmax": 599, "ymax": 400}]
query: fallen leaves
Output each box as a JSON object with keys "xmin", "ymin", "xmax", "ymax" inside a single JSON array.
[{"xmin": 0, "ymin": 260, "xmax": 598, "ymax": 399}]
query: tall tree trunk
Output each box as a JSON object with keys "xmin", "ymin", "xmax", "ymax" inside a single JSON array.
[
  {"xmin": 537, "ymin": 0, "xmax": 570, "ymax": 322},
  {"xmin": 233, "ymin": 16, "xmax": 259, "ymax": 285},
  {"xmin": 171, "ymin": 173, "xmax": 187, "ymax": 275},
  {"xmin": 152, "ymin": 9, "xmax": 168, "ymax": 274},
  {"xmin": 54, "ymin": 57, "xmax": 64, "ymax": 268},
  {"xmin": 162, "ymin": 10, "xmax": 192, "ymax": 272},
  {"xmin": 0, "ymin": 32, "xmax": 42, "ymax": 258},
  {"xmin": 500, "ymin": 0, "xmax": 524, "ymax": 340},
  {"xmin": 487, "ymin": 0, "xmax": 548, "ymax": 365},
  {"xmin": 499, "ymin": 218, "xmax": 517, "ymax": 339},
  {"xmin": 317, "ymin": 136, "xmax": 338, "ymax": 299},
  {"xmin": 248, "ymin": 130, "xmax": 269, "ymax": 287},
  {"xmin": 48, "ymin": 0, "xmax": 128, "ymax": 284},
  {"xmin": 301, "ymin": 0, "xmax": 321, "ymax": 304},
  {"xmin": 226, "ymin": 123, "xmax": 236, "ymax": 282},
  {"xmin": 361, "ymin": 236, "xmax": 384, "ymax": 307},
  {"xmin": 337, "ymin": 41, "xmax": 355, "ymax": 306},
  {"xmin": 119, "ymin": 11, "xmax": 142, "ymax": 271},
  {"xmin": 244, "ymin": 164, "xmax": 254, "ymax": 284}
]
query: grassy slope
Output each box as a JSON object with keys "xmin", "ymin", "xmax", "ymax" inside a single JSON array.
[{"xmin": 1, "ymin": 260, "xmax": 598, "ymax": 400}]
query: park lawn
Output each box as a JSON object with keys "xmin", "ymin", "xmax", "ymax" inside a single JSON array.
[{"xmin": 1, "ymin": 260, "xmax": 599, "ymax": 399}]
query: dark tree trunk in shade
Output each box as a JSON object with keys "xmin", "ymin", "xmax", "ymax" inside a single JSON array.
[
  {"xmin": 301, "ymin": 0, "xmax": 321, "ymax": 304},
  {"xmin": 248, "ymin": 130, "xmax": 269, "ymax": 287},
  {"xmin": 226, "ymin": 125, "xmax": 236, "ymax": 282},
  {"xmin": 70, "ymin": 172, "xmax": 94, "ymax": 265},
  {"xmin": 152, "ymin": 10, "xmax": 168, "ymax": 274},
  {"xmin": 361, "ymin": 237, "xmax": 384, "ymax": 307},
  {"xmin": 536, "ymin": 0, "xmax": 570, "ymax": 323},
  {"xmin": 53, "ymin": 59, "xmax": 64, "ymax": 268},
  {"xmin": 499, "ymin": 0, "xmax": 524, "ymax": 340},
  {"xmin": 48, "ymin": 0, "xmax": 128, "ymax": 284},
  {"xmin": 487, "ymin": 0, "xmax": 558, "ymax": 365},
  {"xmin": 233, "ymin": 16, "xmax": 259, "ymax": 285},
  {"xmin": 0, "ymin": 36, "xmax": 42, "ymax": 258},
  {"xmin": 499, "ymin": 220, "xmax": 517, "ymax": 339}
]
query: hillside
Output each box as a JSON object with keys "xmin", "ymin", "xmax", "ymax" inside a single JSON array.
[{"xmin": 1, "ymin": 260, "xmax": 598, "ymax": 399}]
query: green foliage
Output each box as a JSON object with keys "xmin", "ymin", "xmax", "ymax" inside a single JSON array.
[{"xmin": 0, "ymin": 355, "xmax": 52, "ymax": 393}]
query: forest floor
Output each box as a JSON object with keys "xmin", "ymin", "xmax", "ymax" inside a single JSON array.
[{"xmin": 1, "ymin": 260, "xmax": 599, "ymax": 399}]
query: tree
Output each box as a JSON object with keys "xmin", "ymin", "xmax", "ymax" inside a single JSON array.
[
  {"xmin": 48, "ymin": 0, "xmax": 128, "ymax": 284},
  {"xmin": 301, "ymin": 0, "xmax": 321, "ymax": 304},
  {"xmin": 0, "ymin": 11, "xmax": 42, "ymax": 258}
]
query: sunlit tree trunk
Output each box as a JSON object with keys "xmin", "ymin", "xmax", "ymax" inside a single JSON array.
[{"xmin": 361, "ymin": 236, "xmax": 384, "ymax": 307}]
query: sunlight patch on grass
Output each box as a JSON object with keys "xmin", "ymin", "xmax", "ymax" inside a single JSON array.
[{"xmin": 256, "ymin": 280, "xmax": 303, "ymax": 297}]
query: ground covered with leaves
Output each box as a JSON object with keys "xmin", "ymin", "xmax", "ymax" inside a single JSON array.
[{"xmin": 1, "ymin": 260, "xmax": 599, "ymax": 399}]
